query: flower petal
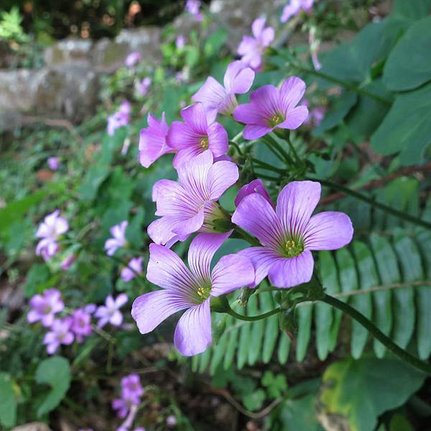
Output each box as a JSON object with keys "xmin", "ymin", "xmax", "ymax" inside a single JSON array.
[
  {"xmin": 279, "ymin": 106, "xmax": 309, "ymax": 130},
  {"xmin": 268, "ymin": 250, "xmax": 314, "ymax": 288},
  {"xmin": 224, "ymin": 61, "xmax": 255, "ymax": 94},
  {"xmin": 279, "ymin": 76, "xmax": 306, "ymax": 110},
  {"xmin": 174, "ymin": 299, "xmax": 212, "ymax": 356},
  {"xmin": 192, "ymin": 77, "xmax": 226, "ymax": 111},
  {"xmin": 275, "ymin": 181, "xmax": 321, "ymax": 236},
  {"xmin": 211, "ymin": 254, "xmax": 255, "ymax": 296},
  {"xmin": 304, "ymin": 211, "xmax": 353, "ymax": 250},
  {"xmin": 177, "ymin": 150, "xmax": 213, "ymax": 194},
  {"xmin": 208, "ymin": 160, "xmax": 239, "ymax": 200},
  {"xmin": 238, "ymin": 246, "xmax": 279, "ymax": 286},
  {"xmin": 188, "ymin": 231, "xmax": 231, "ymax": 280},
  {"xmin": 147, "ymin": 216, "xmax": 180, "ymax": 246},
  {"xmin": 171, "ymin": 209, "xmax": 205, "ymax": 238},
  {"xmin": 207, "ymin": 122, "xmax": 229, "ymax": 157},
  {"xmin": 243, "ymin": 124, "xmax": 273, "ymax": 140},
  {"xmin": 235, "ymin": 179, "xmax": 273, "ymax": 207},
  {"xmin": 146, "ymin": 243, "xmax": 195, "ymax": 293},
  {"xmin": 132, "ymin": 290, "xmax": 190, "ymax": 334},
  {"xmin": 181, "ymin": 103, "xmax": 208, "ymax": 134},
  {"xmin": 232, "ymin": 193, "xmax": 283, "ymax": 248}
]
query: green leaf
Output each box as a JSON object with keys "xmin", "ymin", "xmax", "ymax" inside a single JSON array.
[
  {"xmin": 392, "ymin": 0, "xmax": 431, "ymax": 20},
  {"xmin": 35, "ymin": 356, "xmax": 71, "ymax": 417},
  {"xmin": 23, "ymin": 264, "xmax": 51, "ymax": 298},
  {"xmin": 383, "ymin": 16, "xmax": 431, "ymax": 91},
  {"xmin": 319, "ymin": 358, "xmax": 426, "ymax": 431},
  {"xmin": 371, "ymin": 82, "xmax": 431, "ymax": 165},
  {"xmin": 0, "ymin": 373, "xmax": 17, "ymax": 428}
]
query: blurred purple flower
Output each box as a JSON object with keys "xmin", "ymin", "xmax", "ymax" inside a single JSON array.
[
  {"xmin": 237, "ymin": 17, "xmax": 274, "ymax": 70},
  {"xmin": 107, "ymin": 101, "xmax": 131, "ymax": 136},
  {"xmin": 47, "ymin": 157, "xmax": 60, "ymax": 171},
  {"xmin": 121, "ymin": 373, "xmax": 144, "ymax": 404},
  {"xmin": 192, "ymin": 61, "xmax": 255, "ymax": 120},
  {"xmin": 233, "ymin": 77, "xmax": 309, "ymax": 139},
  {"xmin": 185, "ymin": 0, "xmax": 203, "ymax": 21},
  {"xmin": 132, "ymin": 232, "xmax": 254, "ymax": 356},
  {"xmin": 167, "ymin": 103, "xmax": 228, "ymax": 168},
  {"xmin": 176, "ymin": 35, "xmax": 186, "ymax": 49},
  {"xmin": 36, "ymin": 210, "xmax": 68, "ymax": 242},
  {"xmin": 105, "ymin": 221, "xmax": 128, "ymax": 256},
  {"xmin": 121, "ymin": 257, "xmax": 143, "ymax": 282},
  {"xmin": 136, "ymin": 77, "xmax": 152, "ymax": 97},
  {"xmin": 95, "ymin": 294, "xmax": 128, "ymax": 328},
  {"xmin": 232, "ymin": 181, "xmax": 353, "ymax": 288},
  {"xmin": 112, "ymin": 398, "xmax": 129, "ymax": 419},
  {"xmin": 281, "ymin": 0, "xmax": 314, "ymax": 23},
  {"xmin": 166, "ymin": 415, "xmax": 177, "ymax": 427},
  {"xmin": 43, "ymin": 318, "xmax": 74, "ymax": 354},
  {"xmin": 125, "ymin": 51, "xmax": 142, "ymax": 68},
  {"xmin": 27, "ymin": 288, "xmax": 64, "ymax": 327},
  {"xmin": 235, "ymin": 179, "xmax": 273, "ymax": 207},
  {"xmin": 70, "ymin": 308, "xmax": 93, "ymax": 342},
  {"xmin": 148, "ymin": 150, "xmax": 238, "ymax": 246},
  {"xmin": 61, "ymin": 254, "xmax": 75, "ymax": 271},
  {"xmin": 35, "ymin": 239, "xmax": 59, "ymax": 261},
  {"xmin": 139, "ymin": 113, "xmax": 173, "ymax": 168}
]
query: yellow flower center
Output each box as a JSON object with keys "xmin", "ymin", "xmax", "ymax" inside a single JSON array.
[
  {"xmin": 268, "ymin": 113, "xmax": 284, "ymax": 127},
  {"xmin": 281, "ymin": 238, "xmax": 304, "ymax": 258},
  {"xmin": 200, "ymin": 136, "xmax": 209, "ymax": 149}
]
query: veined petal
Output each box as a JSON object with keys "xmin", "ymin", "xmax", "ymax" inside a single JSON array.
[
  {"xmin": 304, "ymin": 211, "xmax": 353, "ymax": 250},
  {"xmin": 243, "ymin": 124, "xmax": 272, "ymax": 140},
  {"xmin": 207, "ymin": 122, "xmax": 229, "ymax": 157},
  {"xmin": 224, "ymin": 61, "xmax": 255, "ymax": 94},
  {"xmin": 172, "ymin": 145, "xmax": 205, "ymax": 169},
  {"xmin": 188, "ymin": 231, "xmax": 231, "ymax": 280},
  {"xmin": 174, "ymin": 299, "xmax": 212, "ymax": 356},
  {"xmin": 279, "ymin": 77, "xmax": 306, "ymax": 110},
  {"xmin": 147, "ymin": 216, "xmax": 180, "ymax": 246},
  {"xmin": 132, "ymin": 290, "xmax": 190, "ymax": 334},
  {"xmin": 275, "ymin": 181, "xmax": 321, "ymax": 237},
  {"xmin": 192, "ymin": 77, "xmax": 226, "ymax": 110},
  {"xmin": 248, "ymin": 85, "xmax": 280, "ymax": 119},
  {"xmin": 208, "ymin": 160, "xmax": 239, "ymax": 200},
  {"xmin": 152, "ymin": 179, "xmax": 196, "ymax": 217},
  {"xmin": 167, "ymin": 121, "xmax": 200, "ymax": 150},
  {"xmin": 279, "ymin": 106, "xmax": 309, "ymax": 130},
  {"xmin": 238, "ymin": 246, "xmax": 279, "ymax": 286},
  {"xmin": 171, "ymin": 209, "xmax": 205, "ymax": 237},
  {"xmin": 268, "ymin": 250, "xmax": 314, "ymax": 288},
  {"xmin": 211, "ymin": 254, "xmax": 255, "ymax": 296},
  {"xmin": 232, "ymin": 193, "xmax": 283, "ymax": 248},
  {"xmin": 147, "ymin": 244, "xmax": 195, "ymax": 294},
  {"xmin": 181, "ymin": 103, "xmax": 208, "ymax": 134},
  {"xmin": 233, "ymin": 102, "xmax": 264, "ymax": 125},
  {"xmin": 235, "ymin": 179, "xmax": 273, "ymax": 207}
]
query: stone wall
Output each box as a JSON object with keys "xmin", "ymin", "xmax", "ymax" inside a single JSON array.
[{"xmin": 0, "ymin": 1, "xmax": 283, "ymax": 131}]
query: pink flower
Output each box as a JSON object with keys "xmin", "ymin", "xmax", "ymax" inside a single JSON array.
[
  {"xmin": 35, "ymin": 210, "xmax": 68, "ymax": 261},
  {"xmin": 192, "ymin": 61, "xmax": 255, "ymax": 120},
  {"xmin": 232, "ymin": 181, "xmax": 353, "ymax": 288},
  {"xmin": 95, "ymin": 294, "xmax": 128, "ymax": 328},
  {"xmin": 47, "ymin": 157, "xmax": 60, "ymax": 171},
  {"xmin": 121, "ymin": 257, "xmax": 143, "ymax": 282},
  {"xmin": 166, "ymin": 416, "xmax": 177, "ymax": 427},
  {"xmin": 125, "ymin": 51, "xmax": 142, "ymax": 68},
  {"xmin": 235, "ymin": 179, "xmax": 273, "ymax": 207},
  {"xmin": 105, "ymin": 221, "xmax": 128, "ymax": 256},
  {"xmin": 185, "ymin": 0, "xmax": 203, "ymax": 21},
  {"xmin": 61, "ymin": 254, "xmax": 75, "ymax": 271},
  {"xmin": 43, "ymin": 318, "xmax": 74, "ymax": 354},
  {"xmin": 136, "ymin": 77, "xmax": 152, "ymax": 97},
  {"xmin": 132, "ymin": 232, "xmax": 254, "ymax": 356},
  {"xmin": 138, "ymin": 113, "xmax": 173, "ymax": 168},
  {"xmin": 107, "ymin": 101, "xmax": 131, "ymax": 136},
  {"xmin": 27, "ymin": 288, "xmax": 64, "ymax": 327},
  {"xmin": 167, "ymin": 103, "xmax": 228, "ymax": 168},
  {"xmin": 237, "ymin": 17, "xmax": 275, "ymax": 71},
  {"xmin": 121, "ymin": 374, "xmax": 144, "ymax": 404},
  {"xmin": 176, "ymin": 35, "xmax": 186, "ymax": 49},
  {"xmin": 70, "ymin": 308, "xmax": 92, "ymax": 342},
  {"xmin": 233, "ymin": 77, "xmax": 309, "ymax": 140},
  {"xmin": 281, "ymin": 0, "xmax": 314, "ymax": 23},
  {"xmin": 148, "ymin": 150, "xmax": 238, "ymax": 246}
]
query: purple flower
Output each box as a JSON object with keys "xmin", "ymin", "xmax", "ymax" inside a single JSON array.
[
  {"xmin": 121, "ymin": 257, "xmax": 143, "ymax": 282},
  {"xmin": 107, "ymin": 101, "xmax": 131, "ymax": 136},
  {"xmin": 27, "ymin": 288, "xmax": 64, "ymax": 327},
  {"xmin": 125, "ymin": 51, "xmax": 142, "ymax": 68},
  {"xmin": 281, "ymin": 0, "xmax": 313, "ymax": 23},
  {"xmin": 232, "ymin": 181, "xmax": 353, "ymax": 288},
  {"xmin": 237, "ymin": 17, "xmax": 275, "ymax": 71},
  {"xmin": 185, "ymin": 0, "xmax": 203, "ymax": 21},
  {"xmin": 176, "ymin": 35, "xmax": 186, "ymax": 49},
  {"xmin": 105, "ymin": 221, "xmax": 128, "ymax": 256},
  {"xmin": 139, "ymin": 113, "xmax": 173, "ymax": 168},
  {"xmin": 167, "ymin": 103, "xmax": 228, "ymax": 168},
  {"xmin": 192, "ymin": 61, "xmax": 255, "ymax": 120},
  {"xmin": 43, "ymin": 318, "xmax": 74, "ymax": 354},
  {"xmin": 36, "ymin": 210, "xmax": 69, "ymax": 242},
  {"xmin": 35, "ymin": 239, "xmax": 59, "ymax": 261},
  {"xmin": 121, "ymin": 374, "xmax": 144, "ymax": 404},
  {"xmin": 112, "ymin": 398, "xmax": 129, "ymax": 419},
  {"xmin": 132, "ymin": 232, "xmax": 255, "ymax": 356},
  {"xmin": 233, "ymin": 77, "xmax": 309, "ymax": 140},
  {"xmin": 235, "ymin": 179, "xmax": 273, "ymax": 207},
  {"xmin": 309, "ymin": 106, "xmax": 325, "ymax": 127},
  {"xmin": 61, "ymin": 254, "xmax": 75, "ymax": 271},
  {"xmin": 166, "ymin": 416, "xmax": 177, "ymax": 427},
  {"xmin": 95, "ymin": 294, "xmax": 128, "ymax": 328},
  {"xmin": 70, "ymin": 308, "xmax": 92, "ymax": 342},
  {"xmin": 148, "ymin": 150, "xmax": 238, "ymax": 246},
  {"xmin": 47, "ymin": 157, "xmax": 60, "ymax": 171},
  {"xmin": 136, "ymin": 77, "xmax": 152, "ymax": 97}
]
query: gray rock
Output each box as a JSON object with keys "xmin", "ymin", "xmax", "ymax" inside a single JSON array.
[
  {"xmin": 91, "ymin": 38, "xmax": 129, "ymax": 72},
  {"xmin": 44, "ymin": 38, "xmax": 93, "ymax": 67},
  {"xmin": 12, "ymin": 423, "xmax": 52, "ymax": 431}
]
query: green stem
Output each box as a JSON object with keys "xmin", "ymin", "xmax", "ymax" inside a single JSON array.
[
  {"xmin": 315, "ymin": 178, "xmax": 431, "ymax": 230},
  {"xmin": 252, "ymin": 157, "xmax": 285, "ymax": 174},
  {"xmin": 293, "ymin": 63, "xmax": 391, "ymax": 106},
  {"xmin": 227, "ymin": 307, "xmax": 282, "ymax": 322},
  {"xmin": 263, "ymin": 135, "xmax": 293, "ymax": 164},
  {"xmin": 321, "ymin": 294, "xmax": 431, "ymax": 374}
]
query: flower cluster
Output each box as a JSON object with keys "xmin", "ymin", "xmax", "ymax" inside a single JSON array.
[
  {"xmin": 107, "ymin": 101, "xmax": 132, "ymax": 136},
  {"xmin": 35, "ymin": 210, "xmax": 68, "ymax": 261},
  {"xmin": 132, "ymin": 52, "xmax": 353, "ymax": 356},
  {"xmin": 281, "ymin": 0, "xmax": 314, "ymax": 23}
]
